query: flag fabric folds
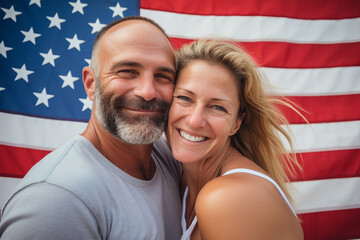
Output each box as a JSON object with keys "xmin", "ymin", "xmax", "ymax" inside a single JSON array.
[{"xmin": 0, "ymin": 0, "xmax": 359, "ymax": 239}]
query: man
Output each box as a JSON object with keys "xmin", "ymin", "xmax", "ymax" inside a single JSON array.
[{"xmin": 0, "ymin": 17, "xmax": 182, "ymax": 239}]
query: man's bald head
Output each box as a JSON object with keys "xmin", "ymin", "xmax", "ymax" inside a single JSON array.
[{"xmin": 90, "ymin": 17, "xmax": 171, "ymax": 76}]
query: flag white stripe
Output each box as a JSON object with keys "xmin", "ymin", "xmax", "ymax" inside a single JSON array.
[
  {"xmin": 261, "ymin": 66, "xmax": 360, "ymax": 96},
  {"xmin": 141, "ymin": 9, "xmax": 360, "ymax": 43},
  {"xmin": 1, "ymin": 112, "xmax": 359, "ymax": 153},
  {"xmin": 283, "ymin": 121, "xmax": 360, "ymax": 153},
  {"xmin": 290, "ymin": 177, "xmax": 360, "ymax": 214},
  {"xmin": 0, "ymin": 112, "xmax": 86, "ymax": 151}
]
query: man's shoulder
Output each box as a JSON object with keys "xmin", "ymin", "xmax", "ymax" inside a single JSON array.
[
  {"xmin": 0, "ymin": 181, "xmax": 101, "ymax": 239},
  {"xmin": 18, "ymin": 136, "xmax": 91, "ymax": 182},
  {"xmin": 7, "ymin": 136, "xmax": 105, "ymax": 205}
]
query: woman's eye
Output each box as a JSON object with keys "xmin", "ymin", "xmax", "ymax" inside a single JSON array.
[
  {"xmin": 212, "ymin": 105, "xmax": 227, "ymax": 113},
  {"xmin": 176, "ymin": 95, "xmax": 191, "ymax": 102}
]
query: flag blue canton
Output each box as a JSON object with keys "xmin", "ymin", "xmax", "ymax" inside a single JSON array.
[{"xmin": 0, "ymin": 0, "xmax": 139, "ymax": 122}]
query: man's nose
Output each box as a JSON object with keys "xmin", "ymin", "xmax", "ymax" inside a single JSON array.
[{"xmin": 133, "ymin": 74, "xmax": 156, "ymax": 101}]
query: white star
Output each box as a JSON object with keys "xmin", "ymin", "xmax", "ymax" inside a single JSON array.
[
  {"xmin": 0, "ymin": 87, "xmax": 5, "ymax": 91},
  {"xmin": 85, "ymin": 58, "xmax": 91, "ymax": 66},
  {"xmin": 1, "ymin": 5, "xmax": 22, "ymax": 22},
  {"xmin": 66, "ymin": 34, "xmax": 85, "ymax": 51},
  {"xmin": 109, "ymin": 3, "xmax": 127, "ymax": 18},
  {"xmin": 69, "ymin": 0, "xmax": 88, "ymax": 15},
  {"xmin": 89, "ymin": 18, "xmax": 106, "ymax": 34},
  {"xmin": 12, "ymin": 64, "xmax": 34, "ymax": 82},
  {"xmin": 46, "ymin": 13, "xmax": 66, "ymax": 30},
  {"xmin": 79, "ymin": 96, "xmax": 92, "ymax": 111},
  {"xmin": 29, "ymin": 0, "xmax": 41, "ymax": 7},
  {"xmin": 21, "ymin": 27, "xmax": 41, "ymax": 45},
  {"xmin": 33, "ymin": 88, "xmax": 54, "ymax": 107},
  {"xmin": 40, "ymin": 49, "xmax": 60, "ymax": 66},
  {"xmin": 0, "ymin": 41, "xmax": 13, "ymax": 58},
  {"xmin": 59, "ymin": 71, "xmax": 79, "ymax": 89}
]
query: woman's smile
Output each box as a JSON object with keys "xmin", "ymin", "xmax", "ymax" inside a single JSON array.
[{"xmin": 178, "ymin": 129, "xmax": 207, "ymax": 143}]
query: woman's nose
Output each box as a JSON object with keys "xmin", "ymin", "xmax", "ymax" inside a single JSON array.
[{"xmin": 186, "ymin": 105, "xmax": 206, "ymax": 128}]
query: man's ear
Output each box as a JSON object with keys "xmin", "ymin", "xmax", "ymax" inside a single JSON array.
[
  {"xmin": 82, "ymin": 66, "xmax": 96, "ymax": 101},
  {"xmin": 229, "ymin": 113, "xmax": 245, "ymax": 136}
]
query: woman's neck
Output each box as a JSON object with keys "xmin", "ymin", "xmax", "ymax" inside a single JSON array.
[{"xmin": 181, "ymin": 140, "xmax": 235, "ymax": 226}]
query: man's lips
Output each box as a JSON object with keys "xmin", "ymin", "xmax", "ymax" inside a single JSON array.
[{"xmin": 124, "ymin": 107, "xmax": 161, "ymax": 114}]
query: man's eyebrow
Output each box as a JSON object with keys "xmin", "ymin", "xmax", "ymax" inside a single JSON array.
[
  {"xmin": 111, "ymin": 61, "xmax": 175, "ymax": 76},
  {"xmin": 111, "ymin": 61, "xmax": 142, "ymax": 70},
  {"xmin": 157, "ymin": 66, "xmax": 175, "ymax": 76}
]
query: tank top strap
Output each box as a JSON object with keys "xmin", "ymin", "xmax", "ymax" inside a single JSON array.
[
  {"xmin": 181, "ymin": 187, "xmax": 198, "ymax": 240},
  {"xmin": 222, "ymin": 168, "xmax": 297, "ymax": 216}
]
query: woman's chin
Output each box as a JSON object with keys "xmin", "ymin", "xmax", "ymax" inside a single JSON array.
[{"xmin": 173, "ymin": 150, "xmax": 200, "ymax": 164}]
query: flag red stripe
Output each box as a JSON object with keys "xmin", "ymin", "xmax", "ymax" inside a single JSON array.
[
  {"xmin": 291, "ymin": 149, "xmax": 360, "ymax": 181},
  {"xmin": 141, "ymin": 0, "xmax": 360, "ymax": 20},
  {"xmin": 299, "ymin": 208, "xmax": 360, "ymax": 240},
  {"xmin": 170, "ymin": 38, "xmax": 360, "ymax": 68},
  {"xmin": 278, "ymin": 94, "xmax": 360, "ymax": 124},
  {"xmin": 0, "ymin": 144, "xmax": 49, "ymax": 178}
]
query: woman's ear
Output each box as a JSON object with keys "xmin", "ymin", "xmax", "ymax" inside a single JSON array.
[
  {"xmin": 82, "ymin": 66, "xmax": 96, "ymax": 101},
  {"xmin": 230, "ymin": 113, "xmax": 245, "ymax": 136}
]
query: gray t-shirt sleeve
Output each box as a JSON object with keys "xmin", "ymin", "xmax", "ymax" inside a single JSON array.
[{"xmin": 0, "ymin": 182, "xmax": 101, "ymax": 240}]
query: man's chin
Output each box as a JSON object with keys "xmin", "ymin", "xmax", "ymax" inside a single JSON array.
[{"xmin": 114, "ymin": 120, "xmax": 165, "ymax": 145}]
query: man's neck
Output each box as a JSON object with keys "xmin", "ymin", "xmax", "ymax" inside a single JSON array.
[{"xmin": 81, "ymin": 116, "xmax": 156, "ymax": 180}]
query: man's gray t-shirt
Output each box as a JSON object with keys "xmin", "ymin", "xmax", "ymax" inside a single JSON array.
[{"xmin": 0, "ymin": 135, "xmax": 182, "ymax": 239}]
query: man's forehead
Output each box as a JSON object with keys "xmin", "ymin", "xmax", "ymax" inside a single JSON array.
[
  {"xmin": 104, "ymin": 20, "xmax": 167, "ymax": 42},
  {"xmin": 100, "ymin": 22, "xmax": 172, "ymax": 51},
  {"xmin": 101, "ymin": 23, "xmax": 173, "ymax": 53}
]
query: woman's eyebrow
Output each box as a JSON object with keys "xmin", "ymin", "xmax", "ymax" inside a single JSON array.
[{"xmin": 175, "ymin": 88, "xmax": 195, "ymax": 95}]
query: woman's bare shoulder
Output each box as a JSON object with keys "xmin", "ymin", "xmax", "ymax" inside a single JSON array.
[
  {"xmin": 195, "ymin": 172, "xmax": 277, "ymax": 218},
  {"xmin": 195, "ymin": 173, "xmax": 303, "ymax": 239}
]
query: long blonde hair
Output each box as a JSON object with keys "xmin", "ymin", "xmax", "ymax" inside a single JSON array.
[{"xmin": 175, "ymin": 40, "xmax": 302, "ymax": 202}]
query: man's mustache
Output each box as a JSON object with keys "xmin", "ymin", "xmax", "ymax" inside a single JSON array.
[{"xmin": 113, "ymin": 95, "xmax": 170, "ymax": 112}]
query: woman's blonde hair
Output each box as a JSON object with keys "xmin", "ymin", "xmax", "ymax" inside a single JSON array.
[{"xmin": 175, "ymin": 40, "xmax": 302, "ymax": 202}]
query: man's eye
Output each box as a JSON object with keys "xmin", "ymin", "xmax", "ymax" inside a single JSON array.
[
  {"xmin": 155, "ymin": 74, "xmax": 174, "ymax": 84},
  {"xmin": 116, "ymin": 69, "xmax": 138, "ymax": 78},
  {"xmin": 117, "ymin": 69, "xmax": 136, "ymax": 73}
]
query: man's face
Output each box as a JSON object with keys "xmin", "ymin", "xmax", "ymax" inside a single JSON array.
[{"xmin": 93, "ymin": 21, "xmax": 175, "ymax": 144}]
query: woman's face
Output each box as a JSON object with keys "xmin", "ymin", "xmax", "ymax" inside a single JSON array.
[{"xmin": 168, "ymin": 60, "xmax": 242, "ymax": 164}]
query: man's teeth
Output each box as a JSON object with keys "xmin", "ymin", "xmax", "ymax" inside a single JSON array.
[{"xmin": 180, "ymin": 130, "xmax": 205, "ymax": 142}]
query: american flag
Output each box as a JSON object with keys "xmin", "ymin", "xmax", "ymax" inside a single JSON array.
[{"xmin": 0, "ymin": 0, "xmax": 359, "ymax": 239}]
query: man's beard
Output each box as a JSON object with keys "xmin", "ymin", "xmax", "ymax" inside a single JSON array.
[{"xmin": 94, "ymin": 81, "xmax": 170, "ymax": 145}]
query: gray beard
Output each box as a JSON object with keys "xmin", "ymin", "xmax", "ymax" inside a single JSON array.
[{"xmin": 94, "ymin": 81, "xmax": 168, "ymax": 145}]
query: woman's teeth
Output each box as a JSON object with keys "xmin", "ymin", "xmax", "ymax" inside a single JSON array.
[{"xmin": 180, "ymin": 130, "xmax": 206, "ymax": 142}]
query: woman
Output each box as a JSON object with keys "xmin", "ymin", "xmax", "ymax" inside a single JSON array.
[{"xmin": 166, "ymin": 40, "xmax": 304, "ymax": 239}]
